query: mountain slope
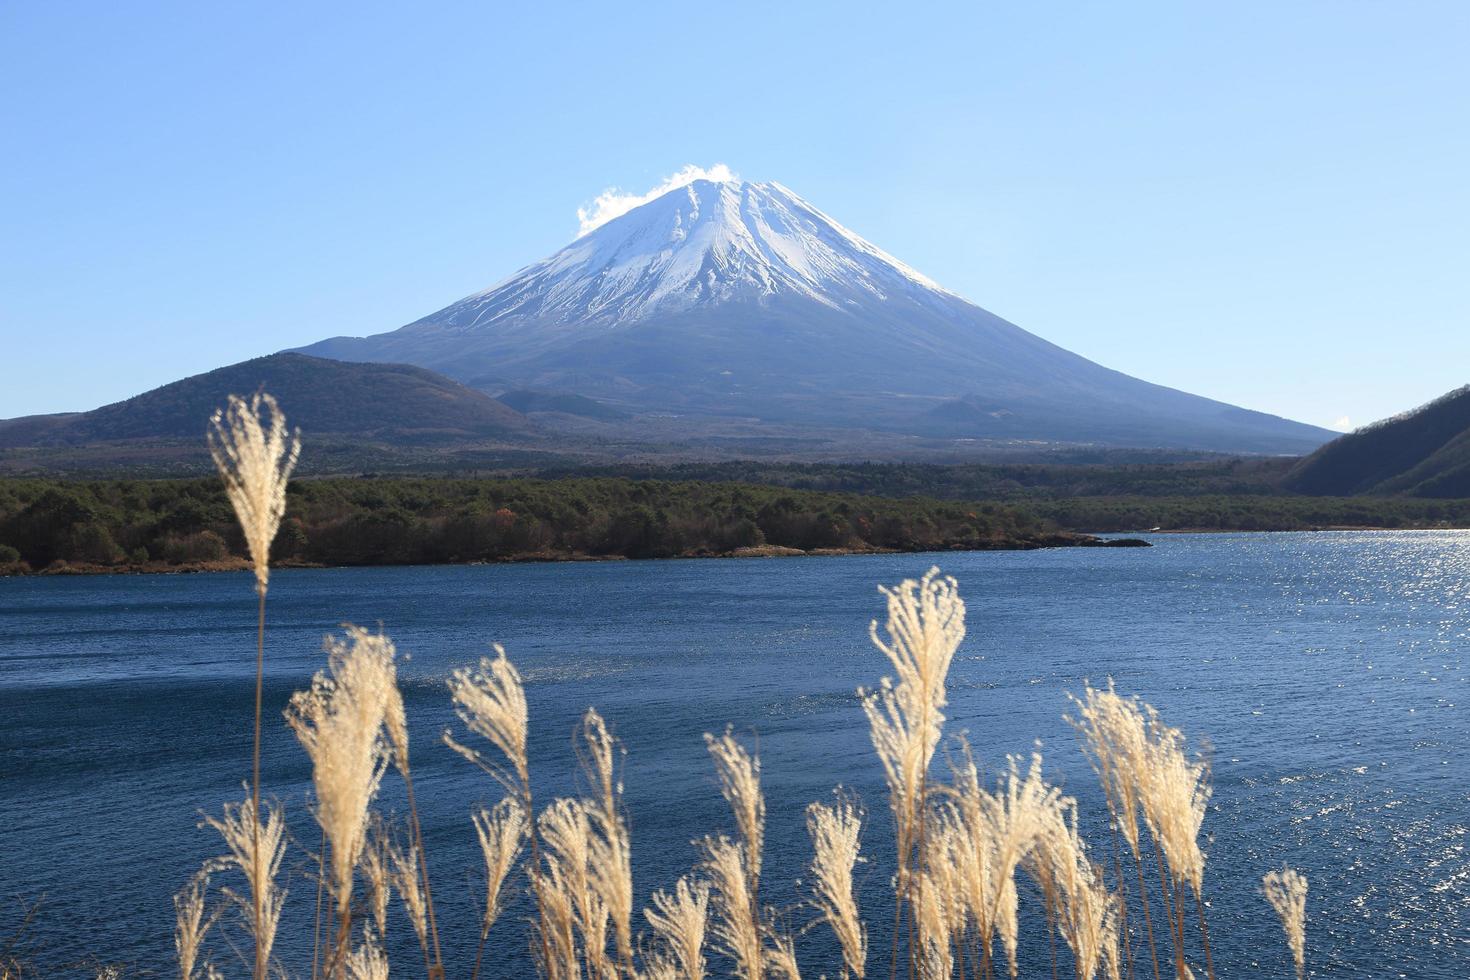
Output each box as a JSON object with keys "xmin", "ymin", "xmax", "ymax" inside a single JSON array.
[
  {"xmin": 297, "ymin": 177, "xmax": 1331, "ymax": 455},
  {"xmin": 0, "ymin": 353, "xmax": 533, "ymax": 448},
  {"xmin": 1285, "ymin": 386, "xmax": 1470, "ymax": 497}
]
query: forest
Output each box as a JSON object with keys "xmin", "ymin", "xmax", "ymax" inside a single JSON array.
[{"xmin": 0, "ymin": 476, "xmax": 1080, "ymax": 573}]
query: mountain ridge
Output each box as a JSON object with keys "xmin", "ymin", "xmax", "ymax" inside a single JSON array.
[
  {"xmin": 298, "ymin": 176, "xmax": 1331, "ymax": 455},
  {"xmin": 0, "ymin": 353, "xmax": 534, "ymax": 449},
  {"xmin": 1285, "ymin": 385, "xmax": 1470, "ymax": 496}
]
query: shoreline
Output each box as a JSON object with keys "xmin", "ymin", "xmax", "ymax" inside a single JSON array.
[{"xmin": 0, "ymin": 533, "xmax": 1148, "ymax": 579}]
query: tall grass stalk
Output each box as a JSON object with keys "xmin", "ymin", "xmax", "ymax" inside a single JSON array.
[
  {"xmin": 201, "ymin": 796, "xmax": 287, "ymax": 976},
  {"xmin": 858, "ymin": 568, "xmax": 964, "ymax": 978},
  {"xmin": 581, "ymin": 709, "xmax": 635, "ymax": 975},
  {"xmin": 443, "ymin": 645, "xmax": 553, "ymax": 972},
  {"xmin": 1262, "ymin": 867, "xmax": 1307, "ymax": 980},
  {"xmin": 704, "ymin": 729, "xmax": 768, "ymax": 980},
  {"xmin": 383, "ymin": 671, "xmax": 444, "ymax": 977},
  {"xmin": 284, "ymin": 626, "xmax": 395, "ymax": 976},
  {"xmin": 470, "ymin": 798, "xmax": 526, "ymax": 979},
  {"xmin": 806, "ymin": 798, "xmax": 867, "ymax": 979},
  {"xmin": 208, "ymin": 392, "xmax": 299, "ymax": 980},
  {"xmin": 645, "ymin": 876, "xmax": 711, "ymax": 980},
  {"xmin": 172, "ymin": 870, "xmax": 216, "ymax": 980}
]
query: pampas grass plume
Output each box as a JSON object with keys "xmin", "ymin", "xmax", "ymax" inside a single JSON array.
[
  {"xmin": 207, "ymin": 392, "xmax": 300, "ymax": 596},
  {"xmin": 173, "ymin": 869, "xmax": 216, "ymax": 980},
  {"xmin": 284, "ymin": 626, "xmax": 396, "ymax": 935},
  {"xmin": 806, "ymin": 799, "xmax": 866, "ymax": 979},
  {"xmin": 645, "ymin": 876, "xmax": 710, "ymax": 980},
  {"xmin": 200, "ymin": 797, "xmax": 287, "ymax": 972},
  {"xmin": 444, "ymin": 644, "xmax": 531, "ymax": 797},
  {"xmin": 1262, "ymin": 866, "xmax": 1308, "ymax": 980}
]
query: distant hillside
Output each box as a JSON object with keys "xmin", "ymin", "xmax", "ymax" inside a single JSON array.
[
  {"xmin": 1285, "ymin": 386, "xmax": 1470, "ymax": 497},
  {"xmin": 0, "ymin": 354, "xmax": 534, "ymax": 449},
  {"xmin": 496, "ymin": 389, "xmax": 628, "ymax": 420}
]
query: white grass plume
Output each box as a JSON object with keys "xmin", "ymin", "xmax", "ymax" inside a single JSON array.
[
  {"xmin": 1262, "ymin": 866, "xmax": 1307, "ymax": 980},
  {"xmin": 859, "ymin": 566, "xmax": 965, "ymax": 961},
  {"xmin": 284, "ymin": 626, "xmax": 395, "ymax": 936},
  {"xmin": 387, "ymin": 830, "xmax": 431, "ymax": 966},
  {"xmin": 343, "ymin": 928, "xmax": 390, "ymax": 980},
  {"xmin": 703, "ymin": 835, "xmax": 764, "ymax": 980},
  {"xmin": 705, "ymin": 729, "xmax": 765, "ymax": 886},
  {"xmin": 539, "ymin": 796, "xmax": 612, "ymax": 978},
  {"xmin": 580, "ymin": 709, "xmax": 634, "ymax": 973},
  {"xmin": 1139, "ymin": 709, "xmax": 1211, "ymax": 899},
  {"xmin": 1031, "ymin": 804, "xmax": 1119, "ymax": 980},
  {"xmin": 360, "ymin": 818, "xmax": 391, "ymax": 937},
  {"xmin": 805, "ymin": 799, "xmax": 866, "ymax": 979},
  {"xmin": 173, "ymin": 869, "xmax": 217, "ymax": 980},
  {"xmin": 941, "ymin": 747, "xmax": 1000, "ymax": 967},
  {"xmin": 445, "ymin": 644, "xmax": 531, "ymax": 797},
  {"xmin": 200, "ymin": 797, "xmax": 287, "ymax": 973},
  {"xmin": 207, "ymin": 392, "xmax": 300, "ymax": 596},
  {"xmin": 534, "ymin": 798, "xmax": 592, "ymax": 980},
  {"xmin": 472, "ymin": 798, "xmax": 526, "ymax": 942},
  {"xmin": 764, "ymin": 933, "xmax": 802, "ymax": 980},
  {"xmin": 1068, "ymin": 681, "xmax": 1150, "ymax": 860},
  {"xmin": 984, "ymin": 753, "xmax": 1068, "ymax": 978},
  {"xmin": 645, "ymin": 876, "xmax": 710, "ymax": 980}
]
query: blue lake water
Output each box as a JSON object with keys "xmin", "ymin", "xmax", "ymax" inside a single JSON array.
[{"xmin": 1, "ymin": 532, "xmax": 1466, "ymax": 977}]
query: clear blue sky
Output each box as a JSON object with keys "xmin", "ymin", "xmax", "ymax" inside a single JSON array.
[{"xmin": 3, "ymin": 1, "xmax": 1466, "ymax": 430}]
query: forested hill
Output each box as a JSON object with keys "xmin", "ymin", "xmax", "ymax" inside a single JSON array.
[
  {"xmin": 1286, "ymin": 386, "xmax": 1470, "ymax": 497},
  {"xmin": 0, "ymin": 477, "xmax": 1116, "ymax": 574},
  {"xmin": 0, "ymin": 353, "xmax": 533, "ymax": 449}
]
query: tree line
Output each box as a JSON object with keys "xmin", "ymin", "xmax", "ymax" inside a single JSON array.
[{"xmin": 0, "ymin": 476, "xmax": 1068, "ymax": 572}]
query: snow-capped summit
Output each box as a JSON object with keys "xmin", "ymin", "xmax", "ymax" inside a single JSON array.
[
  {"xmin": 408, "ymin": 178, "xmax": 954, "ymax": 334},
  {"xmin": 297, "ymin": 175, "xmax": 1332, "ymax": 454}
]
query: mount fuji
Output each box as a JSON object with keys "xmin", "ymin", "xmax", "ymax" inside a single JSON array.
[{"xmin": 297, "ymin": 176, "xmax": 1331, "ymax": 454}]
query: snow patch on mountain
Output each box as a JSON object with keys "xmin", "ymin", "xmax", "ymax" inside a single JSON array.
[
  {"xmin": 429, "ymin": 177, "xmax": 961, "ymax": 333},
  {"xmin": 576, "ymin": 163, "xmax": 738, "ymax": 236}
]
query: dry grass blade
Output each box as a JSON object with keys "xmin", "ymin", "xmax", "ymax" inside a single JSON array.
[
  {"xmin": 444, "ymin": 645, "xmax": 531, "ymax": 797},
  {"xmin": 805, "ymin": 799, "xmax": 866, "ymax": 979},
  {"xmin": 645, "ymin": 876, "xmax": 710, "ymax": 980},
  {"xmin": 539, "ymin": 796, "xmax": 612, "ymax": 978},
  {"xmin": 201, "ymin": 797, "xmax": 287, "ymax": 972},
  {"xmin": 641, "ymin": 952, "xmax": 680, "ymax": 980},
  {"xmin": 1262, "ymin": 867, "xmax": 1307, "ymax": 980},
  {"xmin": 207, "ymin": 392, "xmax": 300, "ymax": 597},
  {"xmin": 532, "ymin": 824, "xmax": 582, "ymax": 980}
]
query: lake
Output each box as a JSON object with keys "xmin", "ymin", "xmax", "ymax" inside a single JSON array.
[{"xmin": 1, "ymin": 532, "xmax": 1466, "ymax": 977}]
